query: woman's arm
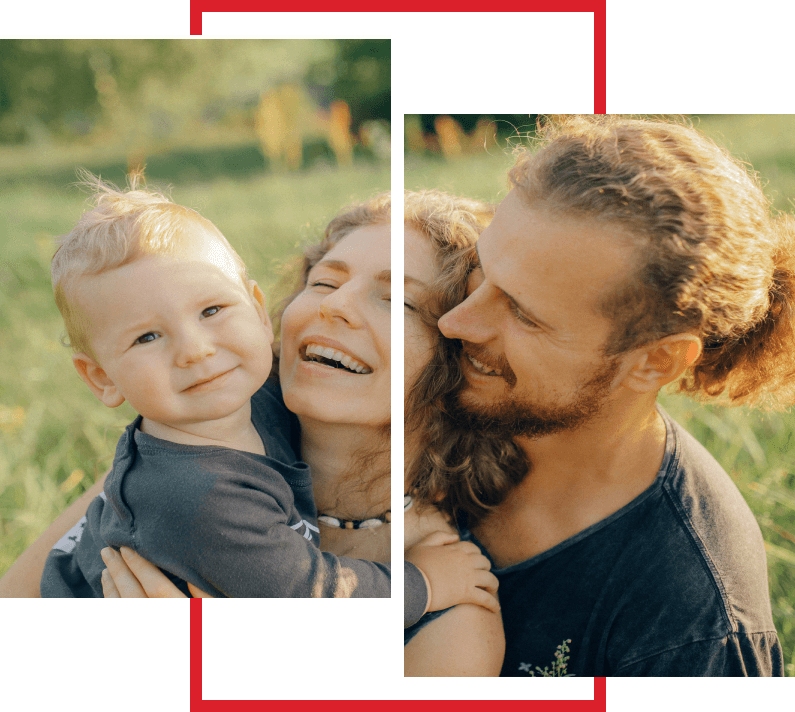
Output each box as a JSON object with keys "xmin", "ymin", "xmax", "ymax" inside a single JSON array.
[
  {"xmin": 403, "ymin": 501, "xmax": 505, "ymax": 675},
  {"xmin": 0, "ymin": 472, "xmax": 108, "ymax": 597},
  {"xmin": 405, "ymin": 603, "xmax": 505, "ymax": 676}
]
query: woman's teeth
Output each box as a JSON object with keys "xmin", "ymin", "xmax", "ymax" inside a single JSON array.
[
  {"xmin": 305, "ymin": 343, "xmax": 372, "ymax": 374},
  {"xmin": 467, "ymin": 354, "xmax": 503, "ymax": 376}
]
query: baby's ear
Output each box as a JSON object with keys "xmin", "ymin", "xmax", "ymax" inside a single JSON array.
[
  {"xmin": 247, "ymin": 279, "xmax": 274, "ymax": 345},
  {"xmin": 72, "ymin": 354, "xmax": 126, "ymax": 408}
]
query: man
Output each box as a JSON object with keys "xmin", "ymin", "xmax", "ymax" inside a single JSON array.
[{"xmin": 438, "ymin": 116, "xmax": 791, "ymax": 676}]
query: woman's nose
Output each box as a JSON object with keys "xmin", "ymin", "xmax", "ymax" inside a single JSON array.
[{"xmin": 318, "ymin": 285, "xmax": 363, "ymax": 327}]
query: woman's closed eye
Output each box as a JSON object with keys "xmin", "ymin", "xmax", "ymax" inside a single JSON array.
[
  {"xmin": 309, "ymin": 282, "xmax": 394, "ymax": 308},
  {"xmin": 309, "ymin": 280, "xmax": 337, "ymax": 291}
]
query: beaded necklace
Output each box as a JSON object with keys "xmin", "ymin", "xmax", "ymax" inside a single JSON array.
[{"xmin": 317, "ymin": 494, "xmax": 412, "ymax": 530}]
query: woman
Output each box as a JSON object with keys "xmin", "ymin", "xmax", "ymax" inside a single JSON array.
[
  {"xmin": 0, "ymin": 194, "xmax": 395, "ymax": 593},
  {"xmin": 403, "ymin": 190, "xmax": 528, "ymax": 675}
]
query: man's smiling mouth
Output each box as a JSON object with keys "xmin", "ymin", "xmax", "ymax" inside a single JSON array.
[{"xmin": 466, "ymin": 353, "xmax": 503, "ymax": 377}]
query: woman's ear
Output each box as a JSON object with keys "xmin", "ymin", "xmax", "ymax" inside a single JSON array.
[
  {"xmin": 620, "ymin": 334, "xmax": 702, "ymax": 394},
  {"xmin": 248, "ymin": 280, "xmax": 274, "ymax": 345}
]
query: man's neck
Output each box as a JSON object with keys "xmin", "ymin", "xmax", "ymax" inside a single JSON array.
[
  {"xmin": 518, "ymin": 392, "xmax": 665, "ymax": 493},
  {"xmin": 473, "ymin": 410, "xmax": 666, "ymax": 568}
]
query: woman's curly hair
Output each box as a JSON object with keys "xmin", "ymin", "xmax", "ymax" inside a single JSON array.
[
  {"xmin": 269, "ymin": 193, "xmax": 391, "ymax": 515},
  {"xmin": 404, "ymin": 189, "xmax": 529, "ymax": 527}
]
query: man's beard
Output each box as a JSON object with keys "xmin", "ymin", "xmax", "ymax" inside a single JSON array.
[{"xmin": 448, "ymin": 343, "xmax": 621, "ymax": 439}]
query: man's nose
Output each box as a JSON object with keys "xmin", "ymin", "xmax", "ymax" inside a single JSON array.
[{"xmin": 438, "ymin": 292, "xmax": 494, "ymax": 343}]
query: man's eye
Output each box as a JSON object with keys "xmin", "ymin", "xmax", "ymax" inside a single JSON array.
[
  {"xmin": 510, "ymin": 302, "xmax": 538, "ymax": 328},
  {"xmin": 202, "ymin": 306, "xmax": 222, "ymax": 318}
]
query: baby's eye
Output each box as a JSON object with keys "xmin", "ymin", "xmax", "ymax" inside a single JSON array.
[
  {"xmin": 133, "ymin": 332, "xmax": 159, "ymax": 345},
  {"xmin": 133, "ymin": 305, "xmax": 223, "ymax": 346}
]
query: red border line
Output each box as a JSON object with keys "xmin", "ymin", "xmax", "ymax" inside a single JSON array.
[
  {"xmin": 191, "ymin": 696, "xmax": 605, "ymax": 712},
  {"xmin": 190, "ymin": 598, "xmax": 203, "ymax": 706},
  {"xmin": 190, "ymin": 598, "xmax": 606, "ymax": 712},
  {"xmin": 186, "ymin": 3, "xmax": 607, "ymax": 114}
]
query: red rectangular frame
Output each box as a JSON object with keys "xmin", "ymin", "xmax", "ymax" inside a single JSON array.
[
  {"xmin": 190, "ymin": 6, "xmax": 606, "ymax": 700},
  {"xmin": 187, "ymin": 1, "xmax": 606, "ymax": 114},
  {"xmin": 190, "ymin": 599, "xmax": 608, "ymax": 709}
]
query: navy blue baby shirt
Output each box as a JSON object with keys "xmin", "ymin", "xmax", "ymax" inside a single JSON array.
[{"xmin": 41, "ymin": 380, "xmax": 392, "ymax": 599}]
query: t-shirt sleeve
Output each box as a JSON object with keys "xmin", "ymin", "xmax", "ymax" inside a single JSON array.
[
  {"xmin": 404, "ymin": 562, "xmax": 429, "ymax": 627},
  {"xmin": 615, "ymin": 631, "xmax": 785, "ymax": 676},
  {"xmin": 125, "ymin": 459, "xmax": 391, "ymax": 599}
]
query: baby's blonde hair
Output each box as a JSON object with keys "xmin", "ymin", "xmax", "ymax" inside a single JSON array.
[{"xmin": 52, "ymin": 172, "xmax": 247, "ymax": 357}]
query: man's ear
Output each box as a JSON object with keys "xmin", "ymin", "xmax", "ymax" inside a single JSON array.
[
  {"xmin": 620, "ymin": 334, "xmax": 703, "ymax": 394},
  {"xmin": 72, "ymin": 353, "xmax": 126, "ymax": 408}
]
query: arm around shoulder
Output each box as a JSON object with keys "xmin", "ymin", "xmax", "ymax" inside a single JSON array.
[{"xmin": 404, "ymin": 603, "xmax": 505, "ymax": 677}]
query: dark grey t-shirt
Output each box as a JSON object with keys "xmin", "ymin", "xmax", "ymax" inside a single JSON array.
[
  {"xmin": 408, "ymin": 409, "xmax": 783, "ymax": 676},
  {"xmin": 41, "ymin": 380, "xmax": 393, "ymax": 598}
]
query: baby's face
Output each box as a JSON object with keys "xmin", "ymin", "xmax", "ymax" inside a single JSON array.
[{"xmin": 74, "ymin": 229, "xmax": 273, "ymax": 428}]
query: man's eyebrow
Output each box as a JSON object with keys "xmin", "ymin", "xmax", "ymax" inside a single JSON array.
[
  {"xmin": 312, "ymin": 261, "xmax": 390, "ymax": 285},
  {"xmin": 475, "ymin": 241, "xmax": 555, "ymax": 331}
]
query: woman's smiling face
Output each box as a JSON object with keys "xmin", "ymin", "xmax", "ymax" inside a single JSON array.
[{"xmin": 279, "ymin": 223, "xmax": 391, "ymax": 428}]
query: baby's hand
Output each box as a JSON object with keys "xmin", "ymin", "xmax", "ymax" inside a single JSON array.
[{"xmin": 405, "ymin": 531, "xmax": 499, "ymax": 614}]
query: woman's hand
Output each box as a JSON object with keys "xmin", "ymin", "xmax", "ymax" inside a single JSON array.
[{"xmin": 100, "ymin": 547, "xmax": 212, "ymax": 598}]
